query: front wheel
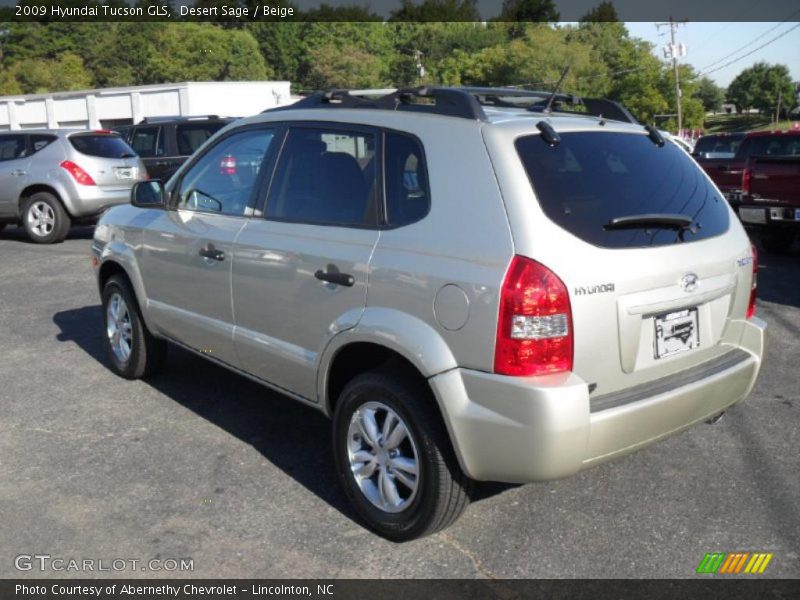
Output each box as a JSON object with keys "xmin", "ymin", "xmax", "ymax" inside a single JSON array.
[
  {"xmin": 332, "ymin": 369, "xmax": 471, "ymax": 541},
  {"xmin": 22, "ymin": 192, "xmax": 71, "ymax": 244},
  {"xmin": 101, "ymin": 275, "xmax": 166, "ymax": 379}
]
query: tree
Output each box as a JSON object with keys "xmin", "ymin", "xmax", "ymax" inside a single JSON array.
[
  {"xmin": 389, "ymin": 0, "xmax": 481, "ymax": 22},
  {"xmin": 7, "ymin": 52, "xmax": 93, "ymax": 94},
  {"xmin": 693, "ymin": 76, "xmax": 725, "ymax": 113},
  {"xmin": 304, "ymin": 43, "xmax": 386, "ymax": 89},
  {"xmin": 496, "ymin": 0, "xmax": 559, "ymax": 21},
  {"xmin": 580, "ymin": 1, "xmax": 618, "ymax": 22},
  {"xmin": 727, "ymin": 62, "xmax": 796, "ymax": 115}
]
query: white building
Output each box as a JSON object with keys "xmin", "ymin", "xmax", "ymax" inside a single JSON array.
[{"xmin": 0, "ymin": 81, "xmax": 294, "ymax": 131}]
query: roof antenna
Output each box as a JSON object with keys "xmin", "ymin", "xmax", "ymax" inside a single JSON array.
[{"xmin": 544, "ymin": 65, "xmax": 570, "ymax": 114}]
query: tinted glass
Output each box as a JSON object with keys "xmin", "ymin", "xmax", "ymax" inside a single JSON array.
[
  {"xmin": 69, "ymin": 133, "xmax": 136, "ymax": 159},
  {"xmin": 516, "ymin": 131, "xmax": 730, "ymax": 248},
  {"xmin": 744, "ymin": 135, "xmax": 800, "ymax": 157},
  {"xmin": 385, "ymin": 132, "xmax": 430, "ymax": 226},
  {"xmin": 130, "ymin": 127, "xmax": 160, "ymax": 157},
  {"xmin": 0, "ymin": 135, "xmax": 28, "ymax": 161},
  {"xmin": 266, "ymin": 127, "xmax": 377, "ymax": 227},
  {"xmin": 176, "ymin": 122, "xmax": 227, "ymax": 156},
  {"xmin": 29, "ymin": 134, "xmax": 57, "ymax": 154},
  {"xmin": 694, "ymin": 134, "xmax": 744, "ymax": 155},
  {"xmin": 177, "ymin": 128, "xmax": 275, "ymax": 216}
]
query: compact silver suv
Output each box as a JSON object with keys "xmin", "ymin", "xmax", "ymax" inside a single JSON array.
[
  {"xmin": 91, "ymin": 88, "xmax": 766, "ymax": 541},
  {"xmin": 0, "ymin": 129, "xmax": 145, "ymax": 243}
]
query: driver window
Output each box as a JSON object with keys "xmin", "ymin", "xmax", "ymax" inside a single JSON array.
[{"xmin": 176, "ymin": 129, "xmax": 275, "ymax": 216}]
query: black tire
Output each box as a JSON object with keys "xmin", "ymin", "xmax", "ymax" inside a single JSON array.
[
  {"xmin": 21, "ymin": 192, "xmax": 71, "ymax": 244},
  {"xmin": 332, "ymin": 367, "xmax": 471, "ymax": 541},
  {"xmin": 761, "ymin": 230, "xmax": 794, "ymax": 254},
  {"xmin": 0, "ymin": 223, "xmax": 6, "ymax": 234},
  {"xmin": 101, "ymin": 275, "xmax": 166, "ymax": 379}
]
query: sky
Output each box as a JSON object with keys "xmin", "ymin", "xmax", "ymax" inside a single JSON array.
[{"xmin": 624, "ymin": 22, "xmax": 800, "ymax": 88}]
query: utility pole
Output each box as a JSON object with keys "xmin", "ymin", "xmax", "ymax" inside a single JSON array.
[
  {"xmin": 657, "ymin": 18, "xmax": 687, "ymax": 135},
  {"xmin": 775, "ymin": 89, "xmax": 783, "ymax": 123}
]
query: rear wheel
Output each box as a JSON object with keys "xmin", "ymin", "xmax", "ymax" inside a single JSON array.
[
  {"xmin": 761, "ymin": 230, "xmax": 794, "ymax": 254},
  {"xmin": 101, "ymin": 275, "xmax": 166, "ymax": 379},
  {"xmin": 22, "ymin": 192, "xmax": 71, "ymax": 244},
  {"xmin": 332, "ymin": 368, "xmax": 471, "ymax": 541}
]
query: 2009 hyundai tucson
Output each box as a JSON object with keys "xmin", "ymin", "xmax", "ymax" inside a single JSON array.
[{"xmin": 92, "ymin": 87, "xmax": 765, "ymax": 541}]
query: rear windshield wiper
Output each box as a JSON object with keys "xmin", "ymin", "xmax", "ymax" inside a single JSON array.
[
  {"xmin": 604, "ymin": 213, "xmax": 697, "ymax": 236},
  {"xmin": 119, "ymin": 153, "xmax": 136, "ymax": 159}
]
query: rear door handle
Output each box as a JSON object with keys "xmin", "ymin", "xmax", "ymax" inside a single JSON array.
[
  {"xmin": 315, "ymin": 268, "xmax": 355, "ymax": 287},
  {"xmin": 199, "ymin": 244, "xmax": 225, "ymax": 261}
]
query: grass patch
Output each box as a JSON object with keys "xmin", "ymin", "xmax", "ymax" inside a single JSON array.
[{"xmin": 704, "ymin": 113, "xmax": 799, "ymax": 133}]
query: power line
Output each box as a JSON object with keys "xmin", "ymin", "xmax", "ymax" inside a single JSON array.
[
  {"xmin": 701, "ymin": 22, "xmax": 800, "ymax": 75},
  {"xmin": 699, "ymin": 11, "xmax": 800, "ymax": 72}
]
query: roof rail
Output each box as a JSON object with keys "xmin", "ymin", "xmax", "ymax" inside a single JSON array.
[
  {"xmin": 139, "ymin": 114, "xmax": 225, "ymax": 124},
  {"xmin": 266, "ymin": 87, "xmax": 639, "ymax": 125},
  {"xmin": 267, "ymin": 87, "xmax": 487, "ymax": 121}
]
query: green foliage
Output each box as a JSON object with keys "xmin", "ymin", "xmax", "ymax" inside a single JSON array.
[
  {"xmin": 304, "ymin": 43, "xmax": 386, "ymax": 89},
  {"xmin": 496, "ymin": 0, "xmax": 559, "ymax": 22},
  {"xmin": 8, "ymin": 53, "xmax": 93, "ymax": 94},
  {"xmin": 580, "ymin": 1, "xmax": 618, "ymax": 22},
  {"xmin": 727, "ymin": 62, "xmax": 797, "ymax": 115},
  {"xmin": 389, "ymin": 0, "xmax": 481, "ymax": 21},
  {"xmin": 693, "ymin": 76, "xmax": 725, "ymax": 113}
]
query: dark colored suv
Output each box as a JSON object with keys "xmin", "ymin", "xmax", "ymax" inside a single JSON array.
[{"xmin": 115, "ymin": 116, "xmax": 236, "ymax": 181}]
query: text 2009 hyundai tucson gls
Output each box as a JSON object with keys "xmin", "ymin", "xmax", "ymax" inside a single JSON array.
[{"xmin": 92, "ymin": 88, "xmax": 765, "ymax": 541}]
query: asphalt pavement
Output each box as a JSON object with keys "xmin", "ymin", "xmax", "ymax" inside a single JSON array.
[{"xmin": 0, "ymin": 224, "xmax": 798, "ymax": 579}]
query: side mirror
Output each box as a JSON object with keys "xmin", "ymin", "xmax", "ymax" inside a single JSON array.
[{"xmin": 131, "ymin": 180, "xmax": 166, "ymax": 209}]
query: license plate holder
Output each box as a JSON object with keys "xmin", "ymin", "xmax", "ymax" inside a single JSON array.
[
  {"xmin": 114, "ymin": 167, "xmax": 134, "ymax": 180},
  {"xmin": 739, "ymin": 207, "xmax": 766, "ymax": 225},
  {"xmin": 654, "ymin": 308, "xmax": 699, "ymax": 359}
]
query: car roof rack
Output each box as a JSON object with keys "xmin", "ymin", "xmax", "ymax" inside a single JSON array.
[
  {"xmin": 138, "ymin": 115, "xmax": 228, "ymax": 124},
  {"xmin": 266, "ymin": 87, "xmax": 640, "ymax": 124}
]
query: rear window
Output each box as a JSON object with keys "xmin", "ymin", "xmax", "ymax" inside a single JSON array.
[
  {"xmin": 515, "ymin": 131, "xmax": 730, "ymax": 248},
  {"xmin": 740, "ymin": 134, "xmax": 800, "ymax": 158},
  {"xmin": 69, "ymin": 133, "xmax": 136, "ymax": 159},
  {"xmin": 694, "ymin": 135, "xmax": 743, "ymax": 156},
  {"xmin": 176, "ymin": 122, "xmax": 227, "ymax": 156}
]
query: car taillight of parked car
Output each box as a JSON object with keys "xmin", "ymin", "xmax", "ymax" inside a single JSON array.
[
  {"xmin": 494, "ymin": 255, "xmax": 573, "ymax": 376},
  {"xmin": 747, "ymin": 243, "xmax": 758, "ymax": 320},
  {"xmin": 742, "ymin": 167, "xmax": 751, "ymax": 195},
  {"xmin": 60, "ymin": 160, "xmax": 96, "ymax": 186},
  {"xmin": 220, "ymin": 154, "xmax": 237, "ymax": 175}
]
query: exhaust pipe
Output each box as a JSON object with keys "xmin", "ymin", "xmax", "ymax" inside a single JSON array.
[{"xmin": 705, "ymin": 412, "xmax": 725, "ymax": 425}]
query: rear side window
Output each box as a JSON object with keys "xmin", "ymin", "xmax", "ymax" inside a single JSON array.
[
  {"xmin": 130, "ymin": 127, "xmax": 164, "ymax": 158},
  {"xmin": 384, "ymin": 132, "xmax": 430, "ymax": 227},
  {"xmin": 266, "ymin": 127, "xmax": 377, "ymax": 227},
  {"xmin": 0, "ymin": 135, "xmax": 27, "ymax": 161},
  {"xmin": 516, "ymin": 131, "xmax": 730, "ymax": 248},
  {"xmin": 29, "ymin": 134, "xmax": 57, "ymax": 153},
  {"xmin": 176, "ymin": 122, "xmax": 227, "ymax": 156},
  {"xmin": 743, "ymin": 135, "xmax": 800, "ymax": 157},
  {"xmin": 694, "ymin": 135, "xmax": 743, "ymax": 155},
  {"xmin": 69, "ymin": 133, "xmax": 136, "ymax": 159}
]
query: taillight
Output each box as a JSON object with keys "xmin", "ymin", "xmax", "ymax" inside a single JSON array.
[
  {"xmin": 60, "ymin": 160, "xmax": 96, "ymax": 186},
  {"xmin": 746, "ymin": 243, "xmax": 757, "ymax": 319},
  {"xmin": 494, "ymin": 255, "xmax": 573, "ymax": 376},
  {"xmin": 220, "ymin": 154, "xmax": 236, "ymax": 175},
  {"xmin": 742, "ymin": 167, "xmax": 751, "ymax": 195}
]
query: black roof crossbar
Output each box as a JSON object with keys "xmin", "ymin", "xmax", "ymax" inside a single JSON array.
[
  {"xmin": 266, "ymin": 87, "xmax": 639, "ymax": 125},
  {"xmin": 271, "ymin": 87, "xmax": 487, "ymax": 121}
]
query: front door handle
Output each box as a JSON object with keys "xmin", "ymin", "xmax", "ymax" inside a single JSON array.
[
  {"xmin": 314, "ymin": 268, "xmax": 355, "ymax": 287},
  {"xmin": 11, "ymin": 169, "xmax": 25, "ymax": 176},
  {"xmin": 199, "ymin": 244, "xmax": 225, "ymax": 261}
]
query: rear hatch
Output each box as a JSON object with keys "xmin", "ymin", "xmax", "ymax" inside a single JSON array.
[
  {"xmin": 67, "ymin": 132, "xmax": 145, "ymax": 190},
  {"xmin": 493, "ymin": 125, "xmax": 755, "ymax": 397}
]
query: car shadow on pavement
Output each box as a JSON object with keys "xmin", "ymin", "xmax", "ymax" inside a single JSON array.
[
  {"xmin": 0, "ymin": 224, "xmax": 95, "ymax": 243},
  {"xmin": 53, "ymin": 305, "xmax": 516, "ymax": 533}
]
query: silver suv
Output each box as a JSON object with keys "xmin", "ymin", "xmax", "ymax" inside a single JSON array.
[
  {"xmin": 92, "ymin": 88, "xmax": 766, "ymax": 541},
  {"xmin": 0, "ymin": 129, "xmax": 145, "ymax": 243}
]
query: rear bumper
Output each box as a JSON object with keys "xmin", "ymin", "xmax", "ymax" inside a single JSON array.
[
  {"xmin": 737, "ymin": 203, "xmax": 800, "ymax": 230},
  {"xmin": 429, "ymin": 317, "xmax": 766, "ymax": 483}
]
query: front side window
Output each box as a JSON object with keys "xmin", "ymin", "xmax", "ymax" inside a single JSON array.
[
  {"xmin": 516, "ymin": 131, "xmax": 730, "ymax": 248},
  {"xmin": 176, "ymin": 128, "xmax": 275, "ymax": 216},
  {"xmin": 266, "ymin": 127, "xmax": 377, "ymax": 227},
  {"xmin": 130, "ymin": 127, "xmax": 161, "ymax": 158},
  {"xmin": 0, "ymin": 135, "xmax": 28, "ymax": 161},
  {"xmin": 384, "ymin": 132, "xmax": 430, "ymax": 227}
]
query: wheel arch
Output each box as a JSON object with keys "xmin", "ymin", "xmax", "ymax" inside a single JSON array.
[
  {"xmin": 96, "ymin": 253, "xmax": 156, "ymax": 334},
  {"xmin": 18, "ymin": 184, "xmax": 68, "ymax": 218}
]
